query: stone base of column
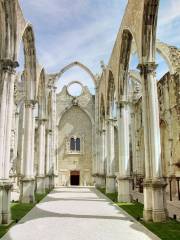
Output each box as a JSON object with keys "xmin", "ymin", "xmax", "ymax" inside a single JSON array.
[
  {"xmin": 49, "ymin": 175, "xmax": 55, "ymax": 190},
  {"xmin": 54, "ymin": 175, "xmax": 59, "ymax": 187},
  {"xmin": 0, "ymin": 181, "xmax": 13, "ymax": 224},
  {"xmin": 20, "ymin": 178, "xmax": 35, "ymax": 203},
  {"xmin": 45, "ymin": 175, "xmax": 55, "ymax": 191},
  {"xmin": 94, "ymin": 175, "xmax": 105, "ymax": 188},
  {"xmin": 45, "ymin": 176, "xmax": 50, "ymax": 191},
  {"xmin": 36, "ymin": 176, "xmax": 45, "ymax": 194},
  {"xmin": 106, "ymin": 176, "xmax": 116, "ymax": 193},
  {"xmin": 143, "ymin": 179, "xmax": 153, "ymax": 221},
  {"xmin": 152, "ymin": 178, "xmax": 167, "ymax": 222},
  {"xmin": 117, "ymin": 177, "xmax": 131, "ymax": 202}
]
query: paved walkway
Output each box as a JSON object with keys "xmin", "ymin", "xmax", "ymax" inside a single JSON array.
[{"xmin": 2, "ymin": 187, "xmax": 159, "ymax": 240}]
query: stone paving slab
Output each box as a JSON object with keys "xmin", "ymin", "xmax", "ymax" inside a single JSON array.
[{"xmin": 1, "ymin": 187, "xmax": 160, "ymax": 240}]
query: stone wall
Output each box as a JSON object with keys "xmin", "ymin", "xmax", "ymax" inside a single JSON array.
[{"xmin": 56, "ymin": 85, "xmax": 95, "ymax": 186}]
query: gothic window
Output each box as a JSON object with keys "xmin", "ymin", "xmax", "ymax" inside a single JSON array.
[
  {"xmin": 70, "ymin": 137, "xmax": 76, "ymax": 150},
  {"xmin": 76, "ymin": 138, "xmax": 80, "ymax": 151},
  {"xmin": 66, "ymin": 136, "xmax": 83, "ymax": 154}
]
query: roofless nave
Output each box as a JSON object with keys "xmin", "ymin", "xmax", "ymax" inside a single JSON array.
[{"xmin": 0, "ymin": 0, "xmax": 180, "ymax": 230}]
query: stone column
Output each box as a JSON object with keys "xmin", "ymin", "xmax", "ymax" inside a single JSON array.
[
  {"xmin": 45, "ymin": 129, "xmax": 52, "ymax": 190},
  {"xmin": 51, "ymin": 86, "xmax": 57, "ymax": 187},
  {"xmin": 9, "ymin": 110, "xmax": 19, "ymax": 191},
  {"xmin": 36, "ymin": 119, "xmax": 47, "ymax": 194},
  {"xmin": 95, "ymin": 127, "xmax": 106, "ymax": 188},
  {"xmin": 0, "ymin": 59, "xmax": 18, "ymax": 224},
  {"xmin": 117, "ymin": 102, "xmax": 131, "ymax": 202},
  {"xmin": 138, "ymin": 63, "xmax": 167, "ymax": 222},
  {"xmin": 106, "ymin": 119, "xmax": 116, "ymax": 193},
  {"xmin": 20, "ymin": 100, "xmax": 36, "ymax": 203},
  {"xmin": 100, "ymin": 128, "xmax": 106, "ymax": 186},
  {"xmin": 94, "ymin": 130, "xmax": 100, "ymax": 187},
  {"xmin": 130, "ymin": 110, "xmax": 136, "ymax": 174}
]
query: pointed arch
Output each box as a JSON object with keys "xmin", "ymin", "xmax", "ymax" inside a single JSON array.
[
  {"xmin": 106, "ymin": 70, "xmax": 116, "ymax": 116},
  {"xmin": 142, "ymin": 0, "xmax": 159, "ymax": 62},
  {"xmin": 37, "ymin": 69, "xmax": 46, "ymax": 119},
  {"xmin": 57, "ymin": 104, "xmax": 94, "ymax": 127},
  {"xmin": 56, "ymin": 61, "xmax": 96, "ymax": 87},
  {"xmin": 100, "ymin": 94, "xmax": 105, "ymax": 118},
  {"xmin": 0, "ymin": 0, "xmax": 18, "ymax": 60},
  {"xmin": 19, "ymin": 23, "xmax": 37, "ymax": 100},
  {"xmin": 118, "ymin": 29, "xmax": 133, "ymax": 102}
]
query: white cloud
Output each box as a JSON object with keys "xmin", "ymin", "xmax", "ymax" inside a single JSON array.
[
  {"xmin": 158, "ymin": 0, "xmax": 180, "ymax": 26},
  {"xmin": 157, "ymin": 0, "xmax": 180, "ymax": 47},
  {"xmin": 18, "ymin": 0, "xmax": 179, "ymax": 95}
]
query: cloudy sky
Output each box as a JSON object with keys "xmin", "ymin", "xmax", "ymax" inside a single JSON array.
[{"xmin": 19, "ymin": 0, "xmax": 180, "ymax": 93}]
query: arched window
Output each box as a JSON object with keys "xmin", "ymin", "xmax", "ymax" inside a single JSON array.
[
  {"xmin": 70, "ymin": 137, "xmax": 75, "ymax": 151},
  {"xmin": 70, "ymin": 137, "xmax": 81, "ymax": 151},
  {"xmin": 76, "ymin": 138, "xmax": 80, "ymax": 151}
]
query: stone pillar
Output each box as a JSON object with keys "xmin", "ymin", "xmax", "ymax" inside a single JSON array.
[
  {"xmin": 20, "ymin": 100, "xmax": 36, "ymax": 203},
  {"xmin": 46, "ymin": 85, "xmax": 57, "ymax": 189},
  {"xmin": 100, "ymin": 128, "xmax": 106, "ymax": 187},
  {"xmin": 95, "ymin": 127, "xmax": 106, "ymax": 188},
  {"xmin": 0, "ymin": 59, "xmax": 18, "ymax": 224},
  {"xmin": 93, "ymin": 130, "xmax": 101, "ymax": 187},
  {"xmin": 117, "ymin": 103, "xmax": 131, "ymax": 202},
  {"xmin": 138, "ymin": 63, "xmax": 167, "ymax": 222},
  {"xmin": 106, "ymin": 119, "xmax": 116, "ymax": 193},
  {"xmin": 52, "ymin": 86, "xmax": 58, "ymax": 186},
  {"xmin": 36, "ymin": 119, "xmax": 47, "ymax": 194},
  {"xmin": 45, "ymin": 129, "xmax": 52, "ymax": 190},
  {"xmin": 130, "ymin": 110, "xmax": 136, "ymax": 174}
]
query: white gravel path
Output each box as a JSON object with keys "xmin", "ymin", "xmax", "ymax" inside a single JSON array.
[{"xmin": 1, "ymin": 187, "xmax": 160, "ymax": 240}]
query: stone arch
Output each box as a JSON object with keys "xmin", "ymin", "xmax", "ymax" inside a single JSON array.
[
  {"xmin": 132, "ymin": 40, "xmax": 176, "ymax": 75},
  {"xmin": 142, "ymin": 0, "xmax": 159, "ymax": 62},
  {"xmin": 118, "ymin": 29, "xmax": 134, "ymax": 102},
  {"xmin": 19, "ymin": 23, "xmax": 37, "ymax": 100},
  {"xmin": 106, "ymin": 70, "xmax": 116, "ymax": 116},
  {"xmin": 37, "ymin": 69, "xmax": 46, "ymax": 119},
  {"xmin": 0, "ymin": 0, "xmax": 18, "ymax": 60},
  {"xmin": 56, "ymin": 61, "xmax": 97, "ymax": 87},
  {"xmin": 128, "ymin": 70, "xmax": 141, "ymax": 84},
  {"xmin": 57, "ymin": 104, "xmax": 94, "ymax": 127},
  {"xmin": 100, "ymin": 94, "xmax": 105, "ymax": 121},
  {"xmin": 156, "ymin": 41, "xmax": 176, "ymax": 74}
]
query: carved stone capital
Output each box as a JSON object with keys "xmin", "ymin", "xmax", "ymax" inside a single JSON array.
[
  {"xmin": 24, "ymin": 100, "xmax": 36, "ymax": 108},
  {"xmin": 106, "ymin": 175, "xmax": 116, "ymax": 179},
  {"xmin": 117, "ymin": 100, "xmax": 130, "ymax": 109},
  {"xmin": 0, "ymin": 59, "xmax": 19, "ymax": 74},
  {"xmin": 152, "ymin": 178, "xmax": 167, "ymax": 189},
  {"xmin": 46, "ymin": 129, "xmax": 52, "ymax": 134},
  {"xmin": 39, "ymin": 118, "xmax": 48, "ymax": 124},
  {"xmin": 0, "ymin": 181, "xmax": 13, "ymax": 190},
  {"xmin": 137, "ymin": 62, "xmax": 158, "ymax": 75}
]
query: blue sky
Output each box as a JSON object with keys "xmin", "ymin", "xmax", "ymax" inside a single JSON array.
[{"xmin": 19, "ymin": 0, "xmax": 180, "ymax": 93}]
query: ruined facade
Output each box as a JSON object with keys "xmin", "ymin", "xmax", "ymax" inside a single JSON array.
[{"xmin": 0, "ymin": 0, "xmax": 179, "ymax": 226}]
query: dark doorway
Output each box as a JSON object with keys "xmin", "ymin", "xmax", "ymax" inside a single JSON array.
[{"xmin": 70, "ymin": 171, "xmax": 80, "ymax": 186}]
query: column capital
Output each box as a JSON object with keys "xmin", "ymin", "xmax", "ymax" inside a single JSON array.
[
  {"xmin": 46, "ymin": 129, "xmax": 52, "ymax": 134},
  {"xmin": 99, "ymin": 129, "xmax": 106, "ymax": 134},
  {"xmin": 117, "ymin": 101, "xmax": 130, "ymax": 109},
  {"xmin": 24, "ymin": 100, "xmax": 36, "ymax": 108},
  {"xmin": 137, "ymin": 62, "xmax": 158, "ymax": 75},
  {"xmin": 39, "ymin": 118, "xmax": 48, "ymax": 124},
  {"xmin": 107, "ymin": 118, "xmax": 116, "ymax": 123},
  {"xmin": 15, "ymin": 111, "xmax": 20, "ymax": 116},
  {"xmin": 0, "ymin": 59, "xmax": 19, "ymax": 74}
]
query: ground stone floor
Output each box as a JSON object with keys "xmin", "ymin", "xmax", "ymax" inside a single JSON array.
[{"xmin": 2, "ymin": 187, "xmax": 159, "ymax": 240}]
